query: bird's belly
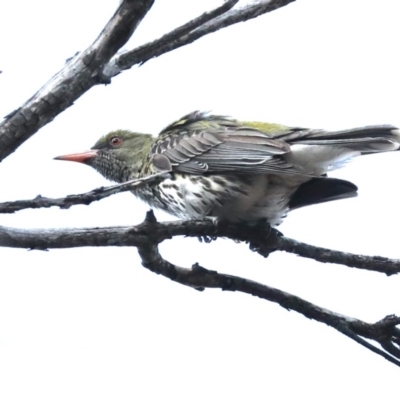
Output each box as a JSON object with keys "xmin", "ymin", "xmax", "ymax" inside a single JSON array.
[{"xmin": 144, "ymin": 174, "xmax": 306, "ymax": 225}]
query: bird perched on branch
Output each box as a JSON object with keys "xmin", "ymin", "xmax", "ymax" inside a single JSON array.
[{"xmin": 55, "ymin": 111, "xmax": 399, "ymax": 225}]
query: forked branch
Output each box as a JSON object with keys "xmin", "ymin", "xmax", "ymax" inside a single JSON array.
[
  {"xmin": 0, "ymin": 0, "xmax": 295, "ymax": 162},
  {"xmin": 0, "ymin": 210, "xmax": 398, "ymax": 367}
]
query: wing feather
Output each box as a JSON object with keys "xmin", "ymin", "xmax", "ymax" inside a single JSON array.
[{"xmin": 151, "ymin": 114, "xmax": 301, "ymax": 175}]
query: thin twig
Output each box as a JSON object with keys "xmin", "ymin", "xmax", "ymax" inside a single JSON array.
[
  {"xmin": 115, "ymin": 0, "xmax": 296, "ymax": 70},
  {"xmin": 0, "ymin": 171, "xmax": 169, "ymax": 213},
  {"xmin": 127, "ymin": 0, "xmax": 239, "ymax": 66}
]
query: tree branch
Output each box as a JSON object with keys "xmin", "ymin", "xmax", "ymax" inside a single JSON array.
[
  {"xmin": 138, "ymin": 242, "xmax": 400, "ymax": 367},
  {"xmin": 113, "ymin": 0, "xmax": 296, "ymax": 71},
  {"xmin": 0, "ymin": 172, "xmax": 169, "ymax": 213},
  {"xmin": 0, "ymin": 0, "xmax": 295, "ymax": 162},
  {"xmin": 0, "ymin": 212, "xmax": 398, "ymax": 367},
  {"xmin": 0, "ymin": 0, "xmax": 154, "ymax": 161},
  {"xmin": 275, "ymin": 236, "xmax": 400, "ymax": 276},
  {"xmin": 131, "ymin": 0, "xmax": 240, "ymax": 67}
]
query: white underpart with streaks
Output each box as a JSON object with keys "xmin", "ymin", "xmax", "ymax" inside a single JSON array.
[{"xmin": 158, "ymin": 173, "xmax": 310, "ymax": 226}]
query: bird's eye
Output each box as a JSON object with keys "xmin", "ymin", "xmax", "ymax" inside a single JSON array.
[{"xmin": 110, "ymin": 136, "xmax": 122, "ymax": 146}]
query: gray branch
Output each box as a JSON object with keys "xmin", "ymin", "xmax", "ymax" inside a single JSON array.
[
  {"xmin": 0, "ymin": 172, "xmax": 169, "ymax": 213},
  {"xmin": 0, "ymin": 0, "xmax": 295, "ymax": 162},
  {"xmin": 0, "ymin": 0, "xmax": 154, "ymax": 161},
  {"xmin": 276, "ymin": 236, "xmax": 400, "ymax": 276},
  {"xmin": 138, "ymin": 239, "xmax": 400, "ymax": 368},
  {"xmin": 114, "ymin": 0, "xmax": 295, "ymax": 70},
  {"xmin": 0, "ymin": 211, "xmax": 398, "ymax": 367}
]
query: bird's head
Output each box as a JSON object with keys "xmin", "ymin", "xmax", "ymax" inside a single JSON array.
[{"xmin": 55, "ymin": 130, "xmax": 154, "ymax": 183}]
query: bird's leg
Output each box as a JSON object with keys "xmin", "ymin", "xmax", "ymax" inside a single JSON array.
[
  {"xmin": 196, "ymin": 218, "xmax": 281, "ymax": 258},
  {"xmin": 248, "ymin": 220, "xmax": 282, "ymax": 258},
  {"xmin": 197, "ymin": 216, "xmax": 219, "ymax": 243}
]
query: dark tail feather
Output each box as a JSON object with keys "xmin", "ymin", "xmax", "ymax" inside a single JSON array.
[
  {"xmin": 289, "ymin": 177, "xmax": 358, "ymax": 210},
  {"xmin": 306, "ymin": 125, "xmax": 398, "ymax": 140}
]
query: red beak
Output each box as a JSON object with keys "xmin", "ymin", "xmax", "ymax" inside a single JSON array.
[{"xmin": 54, "ymin": 150, "xmax": 99, "ymax": 163}]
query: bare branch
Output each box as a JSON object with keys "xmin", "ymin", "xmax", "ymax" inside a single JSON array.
[
  {"xmin": 1, "ymin": 213, "xmax": 398, "ymax": 366},
  {"xmin": 139, "ymin": 246, "xmax": 400, "ymax": 367},
  {"xmin": 0, "ymin": 171, "xmax": 169, "ymax": 213},
  {"xmin": 114, "ymin": 0, "xmax": 296, "ymax": 71},
  {"xmin": 0, "ymin": 0, "xmax": 295, "ymax": 162},
  {"xmin": 0, "ymin": 0, "xmax": 154, "ymax": 162},
  {"xmin": 275, "ymin": 236, "xmax": 400, "ymax": 276},
  {"xmin": 0, "ymin": 214, "xmax": 399, "ymax": 274},
  {"xmin": 115, "ymin": 0, "xmax": 240, "ymax": 69}
]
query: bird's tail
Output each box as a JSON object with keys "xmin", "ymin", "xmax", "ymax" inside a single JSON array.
[
  {"xmin": 282, "ymin": 125, "xmax": 399, "ymax": 175},
  {"xmin": 282, "ymin": 125, "xmax": 400, "ymax": 153}
]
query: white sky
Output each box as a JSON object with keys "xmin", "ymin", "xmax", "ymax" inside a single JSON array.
[{"xmin": 1, "ymin": 0, "xmax": 400, "ymax": 398}]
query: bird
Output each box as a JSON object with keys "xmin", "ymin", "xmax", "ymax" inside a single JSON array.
[{"xmin": 55, "ymin": 111, "xmax": 400, "ymax": 226}]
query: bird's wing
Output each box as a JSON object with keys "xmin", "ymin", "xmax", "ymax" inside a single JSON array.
[
  {"xmin": 150, "ymin": 111, "xmax": 308, "ymax": 175},
  {"xmin": 151, "ymin": 111, "xmax": 400, "ymax": 174}
]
